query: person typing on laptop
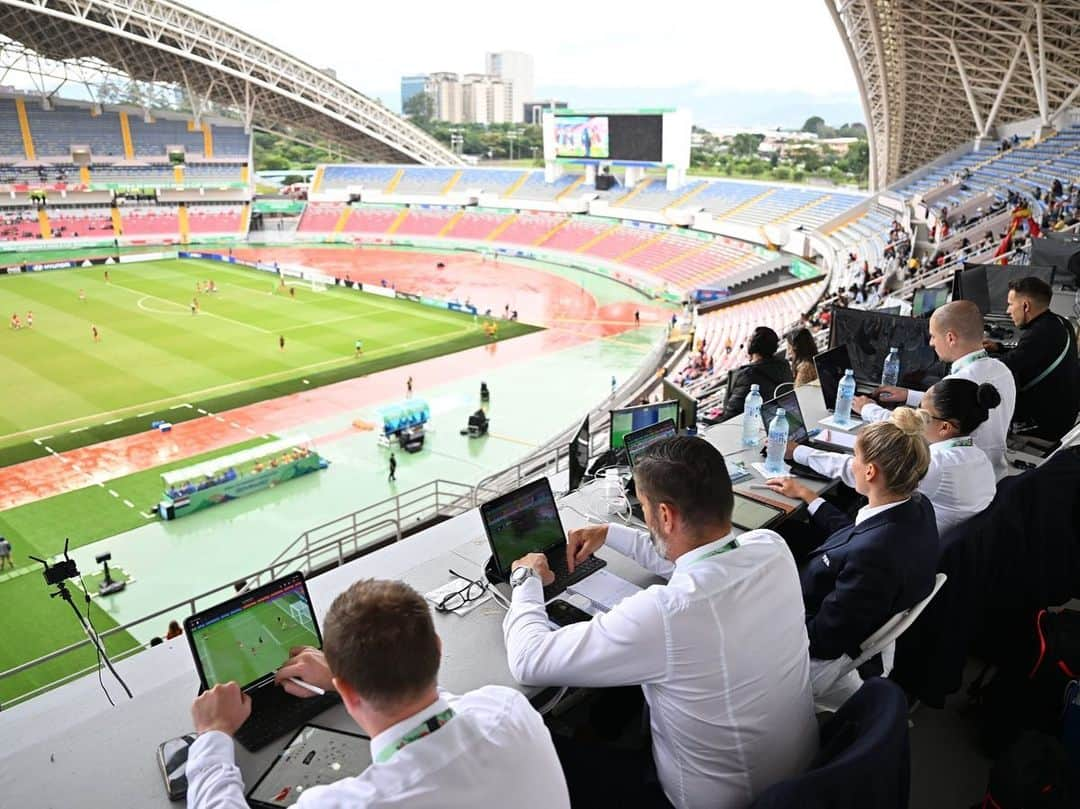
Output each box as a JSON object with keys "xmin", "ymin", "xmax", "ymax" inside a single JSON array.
[
  {"xmin": 186, "ymin": 579, "xmax": 570, "ymax": 809},
  {"xmin": 854, "ymin": 301, "xmax": 1015, "ymax": 479},
  {"xmin": 788, "ymin": 383, "xmax": 999, "ymax": 534},
  {"xmin": 503, "ymin": 436, "xmax": 817, "ymax": 809}
]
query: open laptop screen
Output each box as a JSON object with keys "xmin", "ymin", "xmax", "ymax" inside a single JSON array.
[
  {"xmin": 624, "ymin": 419, "xmax": 677, "ymax": 468},
  {"xmin": 814, "ymin": 345, "xmax": 853, "ymax": 411},
  {"xmin": 481, "ymin": 479, "xmax": 567, "ymax": 578},
  {"xmin": 186, "ymin": 573, "xmax": 321, "ymax": 690},
  {"xmin": 609, "ymin": 400, "xmax": 679, "ymax": 450},
  {"xmin": 759, "ymin": 390, "xmax": 808, "ymax": 443}
]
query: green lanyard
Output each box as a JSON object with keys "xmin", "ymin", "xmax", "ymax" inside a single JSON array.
[
  {"xmin": 936, "ymin": 436, "xmax": 974, "ymax": 450},
  {"xmin": 950, "ymin": 350, "xmax": 988, "ymax": 374},
  {"xmin": 690, "ymin": 538, "xmax": 739, "ymax": 565},
  {"xmin": 374, "ymin": 708, "xmax": 455, "ymax": 763}
]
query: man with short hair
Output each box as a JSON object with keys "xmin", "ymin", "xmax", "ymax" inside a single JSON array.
[
  {"xmin": 985, "ymin": 276, "xmax": 1079, "ymax": 442},
  {"xmin": 722, "ymin": 326, "xmax": 794, "ymax": 417},
  {"xmin": 857, "ymin": 300, "xmax": 1016, "ymax": 478},
  {"xmin": 186, "ymin": 579, "xmax": 569, "ymax": 809},
  {"xmin": 503, "ymin": 436, "xmax": 817, "ymax": 809}
]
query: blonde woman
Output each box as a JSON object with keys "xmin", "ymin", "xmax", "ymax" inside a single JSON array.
[{"xmin": 766, "ymin": 409, "xmax": 939, "ymax": 677}]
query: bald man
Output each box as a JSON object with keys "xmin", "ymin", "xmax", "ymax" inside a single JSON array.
[{"xmin": 855, "ymin": 301, "xmax": 1015, "ymax": 479}]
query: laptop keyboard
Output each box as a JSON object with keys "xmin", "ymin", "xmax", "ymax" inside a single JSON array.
[
  {"xmin": 234, "ymin": 684, "xmax": 340, "ymax": 751},
  {"xmin": 542, "ymin": 548, "xmax": 606, "ymax": 601}
]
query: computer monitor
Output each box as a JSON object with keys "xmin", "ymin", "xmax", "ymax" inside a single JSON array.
[
  {"xmin": 912, "ymin": 287, "xmax": 950, "ymax": 318},
  {"xmin": 661, "ymin": 379, "xmax": 699, "ymax": 432},
  {"xmin": 480, "ymin": 478, "xmax": 567, "ymax": 579},
  {"xmin": 567, "ymin": 416, "xmax": 590, "ymax": 492},
  {"xmin": 814, "ymin": 344, "xmax": 853, "ymax": 410},
  {"xmin": 956, "ymin": 263, "xmax": 1056, "ymax": 316},
  {"xmin": 951, "ymin": 265, "xmax": 991, "ymax": 315},
  {"xmin": 828, "ymin": 308, "xmax": 943, "ymax": 391},
  {"xmin": 609, "ymin": 400, "xmax": 679, "ymax": 450},
  {"xmin": 623, "ymin": 419, "xmax": 678, "ymax": 468}
]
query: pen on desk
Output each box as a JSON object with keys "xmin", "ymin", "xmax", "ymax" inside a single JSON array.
[
  {"xmin": 749, "ymin": 483, "xmax": 777, "ymax": 490},
  {"xmin": 289, "ymin": 677, "xmax": 326, "ymax": 696}
]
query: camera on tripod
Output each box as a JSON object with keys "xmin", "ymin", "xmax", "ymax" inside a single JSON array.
[{"xmin": 30, "ymin": 539, "xmax": 79, "ymax": 585}]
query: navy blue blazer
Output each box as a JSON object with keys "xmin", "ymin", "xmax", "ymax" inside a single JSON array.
[{"xmin": 801, "ymin": 495, "xmax": 939, "ymax": 661}]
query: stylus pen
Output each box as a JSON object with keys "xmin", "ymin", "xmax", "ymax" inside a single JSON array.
[
  {"xmin": 749, "ymin": 484, "xmax": 778, "ymax": 490},
  {"xmin": 290, "ymin": 677, "xmax": 326, "ymax": 696}
]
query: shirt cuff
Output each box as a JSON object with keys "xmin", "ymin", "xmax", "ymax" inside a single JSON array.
[
  {"xmin": 807, "ymin": 497, "xmax": 826, "ymax": 515},
  {"xmin": 906, "ymin": 389, "xmax": 923, "ymax": 407},
  {"xmin": 603, "ymin": 522, "xmax": 639, "ymax": 557},
  {"xmin": 510, "ymin": 574, "xmax": 545, "ymax": 606},
  {"xmin": 792, "ymin": 445, "xmax": 811, "ymax": 466},
  {"xmin": 186, "ymin": 730, "xmax": 236, "ymax": 778}
]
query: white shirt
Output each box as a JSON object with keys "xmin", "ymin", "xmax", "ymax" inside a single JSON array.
[
  {"xmin": 503, "ymin": 527, "xmax": 817, "ymax": 809},
  {"xmin": 795, "ymin": 439, "xmax": 995, "ymax": 534},
  {"xmin": 860, "ymin": 350, "xmax": 1016, "ymax": 479},
  {"xmin": 186, "ymin": 687, "xmax": 570, "ymax": 809}
]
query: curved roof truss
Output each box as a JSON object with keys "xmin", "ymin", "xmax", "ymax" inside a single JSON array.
[
  {"xmin": 826, "ymin": 0, "xmax": 1080, "ymax": 191},
  {"xmin": 0, "ymin": 0, "xmax": 462, "ymax": 165}
]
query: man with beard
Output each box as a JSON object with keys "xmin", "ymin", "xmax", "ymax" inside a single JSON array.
[{"xmin": 503, "ymin": 436, "xmax": 816, "ymax": 809}]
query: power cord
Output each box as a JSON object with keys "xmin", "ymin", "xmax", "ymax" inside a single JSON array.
[{"xmin": 78, "ymin": 574, "xmax": 114, "ymax": 707}]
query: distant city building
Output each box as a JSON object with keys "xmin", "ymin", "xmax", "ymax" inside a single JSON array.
[
  {"xmin": 400, "ymin": 74, "xmax": 432, "ymax": 114},
  {"xmin": 430, "ymin": 72, "xmax": 464, "ymax": 123},
  {"xmin": 523, "ymin": 100, "xmax": 567, "ymax": 125},
  {"xmin": 485, "ymin": 51, "xmax": 533, "ymax": 123},
  {"xmin": 462, "ymin": 74, "xmax": 511, "ymax": 124}
]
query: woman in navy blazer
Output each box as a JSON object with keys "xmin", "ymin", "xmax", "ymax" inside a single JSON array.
[{"xmin": 766, "ymin": 408, "xmax": 940, "ymax": 663}]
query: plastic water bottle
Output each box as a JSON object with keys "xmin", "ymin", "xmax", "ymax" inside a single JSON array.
[
  {"xmin": 765, "ymin": 409, "xmax": 789, "ymax": 475},
  {"xmin": 881, "ymin": 347, "xmax": 901, "ymax": 387},
  {"xmin": 836, "ymin": 369, "xmax": 857, "ymax": 425},
  {"xmin": 742, "ymin": 384, "xmax": 763, "ymax": 448}
]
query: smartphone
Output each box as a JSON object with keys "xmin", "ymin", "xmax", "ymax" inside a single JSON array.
[
  {"xmin": 158, "ymin": 733, "xmax": 198, "ymax": 801},
  {"xmin": 546, "ymin": 599, "xmax": 592, "ymax": 627}
]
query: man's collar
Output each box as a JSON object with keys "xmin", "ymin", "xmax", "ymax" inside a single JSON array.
[
  {"xmin": 673, "ymin": 531, "xmax": 739, "ymax": 573},
  {"xmin": 369, "ymin": 694, "xmax": 449, "ymax": 763}
]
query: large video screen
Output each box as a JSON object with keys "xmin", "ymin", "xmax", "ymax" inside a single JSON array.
[
  {"xmin": 553, "ymin": 113, "xmax": 664, "ymax": 162},
  {"xmin": 555, "ymin": 116, "xmax": 610, "ymax": 158}
]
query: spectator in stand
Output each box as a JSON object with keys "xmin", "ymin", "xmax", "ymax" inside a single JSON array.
[
  {"xmin": 787, "ymin": 328, "xmax": 819, "ymax": 387},
  {"xmin": 721, "ymin": 327, "xmax": 794, "ymax": 418},
  {"xmin": 165, "ymin": 620, "xmax": 183, "ymax": 640}
]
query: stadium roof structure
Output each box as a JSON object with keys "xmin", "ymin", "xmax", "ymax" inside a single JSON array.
[
  {"xmin": 0, "ymin": 0, "xmax": 462, "ymax": 165},
  {"xmin": 827, "ymin": 0, "xmax": 1080, "ymax": 191}
]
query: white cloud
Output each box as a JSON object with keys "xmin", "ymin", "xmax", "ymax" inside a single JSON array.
[{"xmin": 178, "ymin": 0, "xmax": 858, "ymax": 96}]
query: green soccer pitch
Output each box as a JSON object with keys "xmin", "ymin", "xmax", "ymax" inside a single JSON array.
[
  {"xmin": 0, "ymin": 258, "xmax": 535, "ymax": 453},
  {"xmin": 192, "ymin": 592, "xmax": 321, "ymax": 687}
]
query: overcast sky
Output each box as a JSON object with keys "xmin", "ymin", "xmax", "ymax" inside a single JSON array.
[{"xmin": 176, "ymin": 0, "xmax": 863, "ymax": 128}]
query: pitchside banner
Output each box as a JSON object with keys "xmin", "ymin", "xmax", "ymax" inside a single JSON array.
[{"xmin": 164, "ymin": 454, "xmax": 323, "ymax": 519}]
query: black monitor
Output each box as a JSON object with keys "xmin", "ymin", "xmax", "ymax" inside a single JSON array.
[
  {"xmin": 912, "ymin": 287, "xmax": 950, "ymax": 318},
  {"xmin": 828, "ymin": 308, "xmax": 943, "ymax": 391},
  {"xmin": 661, "ymin": 379, "xmax": 699, "ymax": 432},
  {"xmin": 609, "ymin": 400, "xmax": 679, "ymax": 450},
  {"xmin": 567, "ymin": 416, "xmax": 590, "ymax": 492},
  {"xmin": 956, "ymin": 263, "xmax": 1056, "ymax": 316}
]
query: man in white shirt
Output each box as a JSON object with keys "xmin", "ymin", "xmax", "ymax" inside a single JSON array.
[
  {"xmin": 855, "ymin": 300, "xmax": 1015, "ymax": 479},
  {"xmin": 186, "ymin": 579, "xmax": 570, "ymax": 809},
  {"xmin": 503, "ymin": 436, "xmax": 817, "ymax": 809}
]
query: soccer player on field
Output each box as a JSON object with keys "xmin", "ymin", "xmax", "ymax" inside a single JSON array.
[
  {"xmin": 10, "ymin": 313, "xmax": 20, "ymax": 329},
  {"xmin": 91, "ymin": 325, "xmax": 100, "ymax": 342},
  {"xmin": 354, "ymin": 338, "xmax": 364, "ymax": 357},
  {"xmin": 279, "ymin": 335, "xmax": 285, "ymax": 352},
  {"xmin": 26, "ymin": 311, "xmax": 33, "ymax": 328},
  {"xmin": 79, "ymin": 288, "xmax": 86, "ymax": 303},
  {"xmin": 104, "ymin": 270, "xmax": 110, "ymax": 283}
]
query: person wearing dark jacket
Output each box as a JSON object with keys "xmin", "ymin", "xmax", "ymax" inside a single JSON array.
[
  {"xmin": 984, "ymin": 276, "xmax": 1079, "ymax": 442},
  {"xmin": 766, "ymin": 408, "xmax": 939, "ymax": 699},
  {"xmin": 722, "ymin": 326, "xmax": 794, "ymax": 417}
]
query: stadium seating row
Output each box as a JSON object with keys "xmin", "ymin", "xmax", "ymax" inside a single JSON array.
[{"xmin": 0, "ymin": 203, "xmax": 245, "ymax": 241}]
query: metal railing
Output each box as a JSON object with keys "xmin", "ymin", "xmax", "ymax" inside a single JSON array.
[{"xmin": 0, "ymin": 479, "xmax": 475, "ymax": 709}]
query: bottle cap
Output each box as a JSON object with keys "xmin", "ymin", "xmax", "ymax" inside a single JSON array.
[
  {"xmin": 750, "ymin": 384, "xmax": 759, "ymax": 391},
  {"xmin": 774, "ymin": 408, "xmax": 786, "ymax": 417},
  {"xmin": 844, "ymin": 368, "xmax": 853, "ymax": 375}
]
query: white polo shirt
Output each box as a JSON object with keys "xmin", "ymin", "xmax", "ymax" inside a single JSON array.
[
  {"xmin": 861, "ymin": 350, "xmax": 1016, "ymax": 479},
  {"xmin": 794, "ymin": 436, "xmax": 996, "ymax": 534},
  {"xmin": 186, "ymin": 687, "xmax": 569, "ymax": 809},
  {"xmin": 503, "ymin": 526, "xmax": 818, "ymax": 809}
]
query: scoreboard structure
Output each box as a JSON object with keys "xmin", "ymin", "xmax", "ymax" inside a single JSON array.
[{"xmin": 542, "ymin": 108, "xmax": 692, "ymax": 191}]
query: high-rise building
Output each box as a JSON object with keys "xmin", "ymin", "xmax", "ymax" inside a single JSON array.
[
  {"xmin": 485, "ymin": 51, "xmax": 534, "ymax": 123},
  {"xmin": 429, "ymin": 72, "xmax": 464, "ymax": 123},
  {"xmin": 400, "ymin": 74, "xmax": 432, "ymax": 115},
  {"xmin": 462, "ymin": 74, "xmax": 511, "ymax": 124}
]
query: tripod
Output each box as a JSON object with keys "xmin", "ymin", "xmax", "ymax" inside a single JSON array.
[{"xmin": 51, "ymin": 578, "xmax": 133, "ymax": 700}]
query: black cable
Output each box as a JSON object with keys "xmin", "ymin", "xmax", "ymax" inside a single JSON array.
[{"xmin": 78, "ymin": 575, "xmax": 114, "ymax": 707}]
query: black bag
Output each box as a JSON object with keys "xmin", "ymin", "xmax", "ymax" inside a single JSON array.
[
  {"xmin": 967, "ymin": 609, "xmax": 1080, "ymax": 754},
  {"xmin": 978, "ymin": 732, "xmax": 1075, "ymax": 809}
]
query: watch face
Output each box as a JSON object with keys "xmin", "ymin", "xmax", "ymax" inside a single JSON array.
[{"xmin": 511, "ymin": 567, "xmax": 530, "ymax": 585}]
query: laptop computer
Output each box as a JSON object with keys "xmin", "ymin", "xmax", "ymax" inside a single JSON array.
[
  {"xmin": 184, "ymin": 572, "xmax": 340, "ymax": 751},
  {"xmin": 759, "ymin": 390, "xmax": 856, "ymax": 480},
  {"xmin": 481, "ymin": 478, "xmax": 606, "ymax": 601},
  {"xmin": 814, "ymin": 344, "xmax": 878, "ymax": 412},
  {"xmin": 622, "ymin": 419, "xmax": 678, "ymax": 520}
]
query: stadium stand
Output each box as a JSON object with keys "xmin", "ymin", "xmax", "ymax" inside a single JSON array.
[
  {"xmin": 0, "ymin": 98, "xmax": 24, "ymax": 157},
  {"xmin": 490, "ymin": 211, "xmax": 565, "ymax": 243},
  {"xmin": 23, "ymin": 103, "xmax": 125, "ymax": 157},
  {"xmin": 119, "ymin": 204, "xmax": 181, "ymax": 237},
  {"xmin": 508, "ymin": 171, "xmax": 583, "ymax": 200},
  {"xmin": 319, "ymin": 165, "xmax": 401, "ymax": 191},
  {"xmin": 43, "ymin": 205, "xmax": 116, "ymax": 239},
  {"xmin": 0, "ymin": 206, "xmax": 42, "ymax": 241},
  {"xmin": 187, "ymin": 203, "xmax": 245, "ymax": 234},
  {"xmin": 394, "ymin": 207, "xmax": 458, "ymax": 236},
  {"xmin": 446, "ymin": 210, "xmax": 505, "ymax": 240}
]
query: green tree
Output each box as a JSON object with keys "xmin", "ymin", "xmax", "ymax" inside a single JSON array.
[
  {"xmin": 801, "ymin": 116, "xmax": 825, "ymax": 134},
  {"xmin": 282, "ymin": 174, "xmax": 307, "ymax": 185},
  {"xmin": 731, "ymin": 133, "xmax": 764, "ymax": 157},
  {"xmin": 260, "ymin": 154, "xmax": 290, "ymax": 171},
  {"xmin": 403, "ymin": 92, "xmax": 434, "ymax": 123}
]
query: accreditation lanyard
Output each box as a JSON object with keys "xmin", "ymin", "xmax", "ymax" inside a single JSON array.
[
  {"xmin": 690, "ymin": 538, "xmax": 739, "ymax": 566},
  {"xmin": 936, "ymin": 437, "xmax": 975, "ymax": 450},
  {"xmin": 950, "ymin": 350, "xmax": 988, "ymax": 374},
  {"xmin": 374, "ymin": 707, "xmax": 455, "ymax": 763}
]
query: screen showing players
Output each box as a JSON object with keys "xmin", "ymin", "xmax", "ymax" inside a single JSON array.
[
  {"xmin": 190, "ymin": 579, "xmax": 321, "ymax": 688},
  {"xmin": 554, "ymin": 116, "xmax": 610, "ymax": 158},
  {"xmin": 485, "ymin": 484, "xmax": 565, "ymax": 575},
  {"xmin": 624, "ymin": 420, "xmax": 677, "ymax": 467},
  {"xmin": 610, "ymin": 401, "xmax": 679, "ymax": 449},
  {"xmin": 760, "ymin": 392, "xmax": 808, "ymax": 441}
]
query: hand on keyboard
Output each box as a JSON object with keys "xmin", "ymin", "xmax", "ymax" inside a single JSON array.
[{"xmin": 511, "ymin": 553, "xmax": 555, "ymax": 586}]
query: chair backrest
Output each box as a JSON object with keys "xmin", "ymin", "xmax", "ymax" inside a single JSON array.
[
  {"xmin": 751, "ymin": 678, "xmax": 911, "ymax": 809},
  {"xmin": 852, "ymin": 573, "xmax": 947, "ymax": 670}
]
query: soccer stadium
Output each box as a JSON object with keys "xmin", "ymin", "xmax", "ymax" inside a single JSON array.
[{"xmin": 1, "ymin": 1, "xmax": 1079, "ymax": 806}]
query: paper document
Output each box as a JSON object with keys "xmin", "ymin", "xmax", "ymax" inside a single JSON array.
[
  {"xmin": 819, "ymin": 414, "xmax": 864, "ymax": 433},
  {"xmin": 424, "ymin": 578, "xmax": 492, "ymax": 616},
  {"xmin": 816, "ymin": 428, "xmax": 858, "ymax": 449},
  {"xmin": 568, "ymin": 569, "xmax": 642, "ymax": 612}
]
